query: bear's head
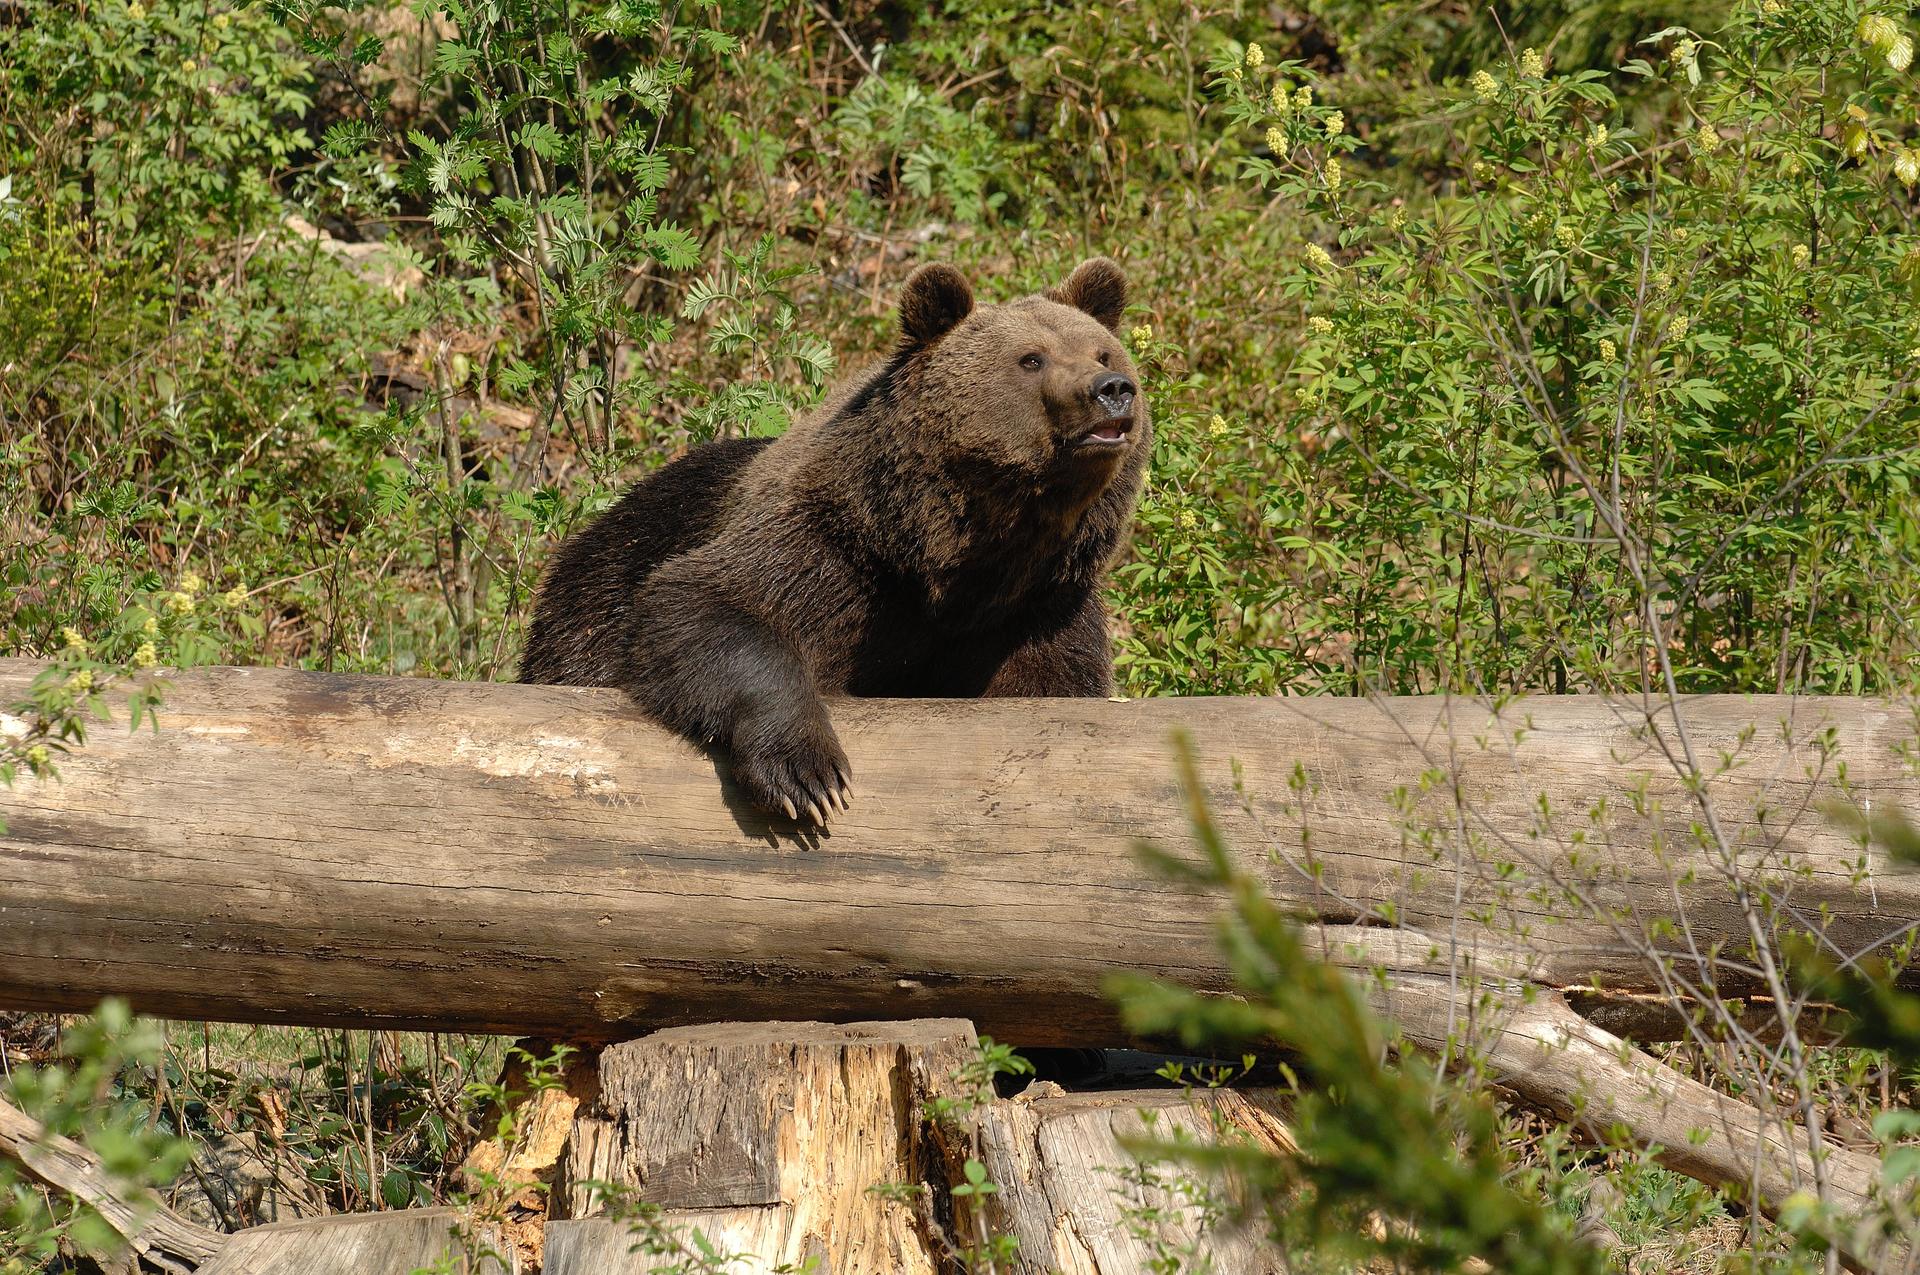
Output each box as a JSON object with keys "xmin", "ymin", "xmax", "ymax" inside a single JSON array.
[
  {"xmin": 803, "ymin": 257, "xmax": 1151, "ymax": 597},
  {"xmin": 889, "ymin": 258, "xmax": 1149, "ymax": 510}
]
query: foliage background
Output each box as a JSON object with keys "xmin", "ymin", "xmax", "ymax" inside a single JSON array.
[{"xmin": 8, "ymin": 0, "xmax": 1920, "ymax": 1268}]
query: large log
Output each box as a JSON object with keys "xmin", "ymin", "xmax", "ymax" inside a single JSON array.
[{"xmin": 1, "ymin": 659, "xmax": 1915, "ymax": 1040}]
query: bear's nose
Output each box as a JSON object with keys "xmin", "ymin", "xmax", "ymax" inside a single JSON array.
[{"xmin": 1091, "ymin": 372, "xmax": 1136, "ymax": 416}]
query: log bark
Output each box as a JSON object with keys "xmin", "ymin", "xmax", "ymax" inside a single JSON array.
[{"xmin": 2, "ymin": 659, "xmax": 1914, "ymax": 1041}]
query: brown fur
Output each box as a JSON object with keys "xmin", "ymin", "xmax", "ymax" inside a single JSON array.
[{"xmin": 521, "ymin": 257, "xmax": 1151, "ymax": 823}]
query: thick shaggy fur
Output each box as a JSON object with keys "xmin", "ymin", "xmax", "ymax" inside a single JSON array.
[{"xmin": 521, "ymin": 258, "xmax": 1152, "ymax": 822}]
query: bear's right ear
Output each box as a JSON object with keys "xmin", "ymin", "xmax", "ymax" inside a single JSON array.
[
  {"xmin": 1047, "ymin": 257, "xmax": 1129, "ymax": 332},
  {"xmin": 897, "ymin": 263, "xmax": 975, "ymax": 348}
]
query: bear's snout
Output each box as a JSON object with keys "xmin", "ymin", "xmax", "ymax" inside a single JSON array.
[{"xmin": 1091, "ymin": 372, "xmax": 1137, "ymax": 419}]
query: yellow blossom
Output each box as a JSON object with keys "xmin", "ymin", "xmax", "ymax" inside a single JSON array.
[
  {"xmin": 1244, "ymin": 41, "xmax": 1264, "ymax": 68},
  {"xmin": 1672, "ymin": 227, "xmax": 1689, "ymax": 242},
  {"xmin": 165, "ymin": 591, "xmax": 196, "ymax": 617},
  {"xmin": 1178, "ymin": 509, "xmax": 1200, "ymax": 531},
  {"xmin": 223, "ymin": 585, "xmax": 248, "ymax": 607},
  {"xmin": 61, "ymin": 626, "xmax": 87, "ymax": 652},
  {"xmin": 1519, "ymin": 48, "xmax": 1544, "ymax": 79},
  {"xmin": 1473, "ymin": 160, "xmax": 1494, "ymax": 183},
  {"xmin": 1587, "ymin": 123, "xmax": 1610, "ymax": 149},
  {"xmin": 212, "ymin": 10, "xmax": 229, "ymax": 27},
  {"xmin": 1388, "ymin": 206, "xmax": 1407, "ymax": 231},
  {"xmin": 181, "ymin": 58, "xmax": 196, "ymax": 74},
  {"xmin": 133, "ymin": 641, "xmax": 158, "ymax": 669},
  {"xmin": 1760, "ymin": 0, "xmax": 1781, "ymax": 12},
  {"xmin": 1227, "ymin": 64, "xmax": 1241, "ymax": 82},
  {"xmin": 1694, "ymin": 124, "xmax": 1718, "ymax": 153},
  {"xmin": 127, "ymin": 0, "xmax": 145, "ymax": 16},
  {"xmin": 1669, "ymin": 315, "xmax": 1691, "ymax": 340},
  {"xmin": 1266, "ymin": 125, "xmax": 1286, "ymax": 153},
  {"xmin": 1791, "ymin": 243, "xmax": 1811, "ymax": 269},
  {"xmin": 1307, "ymin": 316, "xmax": 1335, "ymax": 336},
  {"xmin": 1598, "ymin": 338, "xmax": 1617, "ymax": 362},
  {"xmin": 1209, "ymin": 414, "xmax": 1230, "ymax": 438},
  {"xmin": 180, "ymin": 571, "xmax": 203, "ymax": 594},
  {"xmin": 1470, "ymin": 70, "xmax": 1499, "ymax": 102},
  {"xmin": 1129, "ymin": 324, "xmax": 1152, "ymax": 344},
  {"xmin": 67, "ymin": 668, "xmax": 93, "ymax": 693},
  {"xmin": 141, "ymin": 614, "xmax": 159, "ymax": 636},
  {"xmin": 1554, "ymin": 223, "xmax": 1578, "ymax": 249},
  {"xmin": 1294, "ymin": 86, "xmax": 1313, "ymax": 111},
  {"xmin": 26, "ymin": 744, "xmax": 48, "ymax": 770},
  {"xmin": 1325, "ymin": 110, "xmax": 1345, "ymax": 137},
  {"xmin": 1324, "ymin": 157, "xmax": 1342, "ymax": 191},
  {"xmin": 1671, "ymin": 38, "xmax": 1696, "ymax": 63},
  {"xmin": 1652, "ymin": 270, "xmax": 1673, "ymax": 294},
  {"xmin": 1304, "ymin": 243, "xmax": 1335, "ymax": 272},
  {"xmin": 1271, "ymin": 82, "xmax": 1292, "ymax": 113}
]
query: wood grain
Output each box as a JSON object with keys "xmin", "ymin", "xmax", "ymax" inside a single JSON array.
[
  {"xmin": 195, "ymin": 1208, "xmax": 513, "ymax": 1274},
  {"xmin": 549, "ymin": 1018, "xmax": 1301, "ymax": 1275},
  {"xmin": 1, "ymin": 659, "xmax": 1915, "ymax": 1042},
  {"xmin": 0, "ymin": 1096, "xmax": 224, "ymax": 1272}
]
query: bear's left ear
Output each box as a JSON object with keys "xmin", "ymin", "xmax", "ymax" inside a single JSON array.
[
  {"xmin": 1047, "ymin": 257, "xmax": 1129, "ymax": 332},
  {"xmin": 898, "ymin": 263, "xmax": 975, "ymax": 348}
]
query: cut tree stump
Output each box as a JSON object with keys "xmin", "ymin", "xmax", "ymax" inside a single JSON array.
[{"xmin": 544, "ymin": 1018, "xmax": 1288, "ymax": 1274}]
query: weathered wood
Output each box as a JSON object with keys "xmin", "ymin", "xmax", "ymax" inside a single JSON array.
[
  {"xmin": 1340, "ymin": 931, "xmax": 1888, "ymax": 1250},
  {"xmin": 974, "ymin": 1085, "xmax": 1295, "ymax": 1273},
  {"xmin": 0, "ymin": 1096, "xmax": 225, "ymax": 1272},
  {"xmin": 195, "ymin": 1208, "xmax": 514, "ymax": 1274},
  {"xmin": 2, "ymin": 659, "xmax": 1914, "ymax": 1042},
  {"xmin": 556, "ymin": 1019, "xmax": 974, "ymax": 1271},
  {"xmin": 548, "ymin": 1019, "xmax": 1295, "ymax": 1275}
]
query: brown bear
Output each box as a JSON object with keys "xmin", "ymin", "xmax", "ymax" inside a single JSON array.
[{"xmin": 519, "ymin": 257, "xmax": 1149, "ymax": 823}]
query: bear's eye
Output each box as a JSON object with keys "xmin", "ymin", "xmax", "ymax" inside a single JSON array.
[
  {"xmin": 1020, "ymin": 353, "xmax": 1045, "ymax": 371},
  {"xmin": 1096, "ymin": 350, "xmax": 1112, "ymax": 367}
]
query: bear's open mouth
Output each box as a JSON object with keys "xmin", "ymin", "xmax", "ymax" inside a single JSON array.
[{"xmin": 1074, "ymin": 420, "xmax": 1134, "ymax": 447}]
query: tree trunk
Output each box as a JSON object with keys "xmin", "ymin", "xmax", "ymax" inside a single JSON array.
[
  {"xmin": 1, "ymin": 659, "xmax": 1911, "ymax": 1040},
  {"xmin": 543, "ymin": 1018, "xmax": 1300, "ymax": 1275}
]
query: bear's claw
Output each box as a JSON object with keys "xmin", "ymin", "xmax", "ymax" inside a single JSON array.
[{"xmin": 733, "ymin": 719, "xmax": 852, "ymax": 828}]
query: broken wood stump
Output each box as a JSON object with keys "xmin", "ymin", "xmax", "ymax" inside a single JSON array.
[{"xmin": 538, "ymin": 1018, "xmax": 1291, "ymax": 1275}]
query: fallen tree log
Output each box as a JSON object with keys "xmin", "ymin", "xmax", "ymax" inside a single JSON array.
[
  {"xmin": 2, "ymin": 660, "xmax": 1915, "ymax": 1256},
  {"xmin": 1, "ymin": 658, "xmax": 1916, "ymax": 1038},
  {"xmin": 0, "ymin": 1096, "xmax": 225, "ymax": 1273}
]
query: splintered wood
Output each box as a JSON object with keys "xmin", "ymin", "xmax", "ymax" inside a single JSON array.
[{"xmin": 544, "ymin": 1019, "xmax": 1288, "ymax": 1275}]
